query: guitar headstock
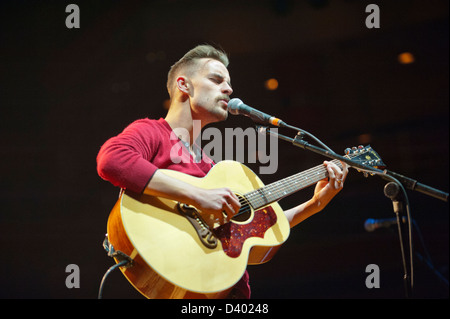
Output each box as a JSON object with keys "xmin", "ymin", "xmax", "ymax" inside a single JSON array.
[{"xmin": 344, "ymin": 145, "xmax": 386, "ymax": 170}]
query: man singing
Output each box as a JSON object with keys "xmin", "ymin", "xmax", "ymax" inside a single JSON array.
[{"xmin": 97, "ymin": 44, "xmax": 348, "ymax": 298}]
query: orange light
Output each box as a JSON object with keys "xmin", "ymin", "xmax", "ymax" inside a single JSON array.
[
  {"xmin": 264, "ymin": 78, "xmax": 279, "ymax": 91},
  {"xmin": 163, "ymin": 99, "xmax": 171, "ymax": 110},
  {"xmin": 358, "ymin": 133, "xmax": 372, "ymax": 145},
  {"xmin": 398, "ymin": 52, "xmax": 415, "ymax": 64}
]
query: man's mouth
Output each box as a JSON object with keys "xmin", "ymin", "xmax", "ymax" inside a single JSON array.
[{"xmin": 218, "ymin": 97, "xmax": 230, "ymax": 108}]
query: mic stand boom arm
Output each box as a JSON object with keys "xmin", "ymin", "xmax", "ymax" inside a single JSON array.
[
  {"xmin": 258, "ymin": 125, "xmax": 384, "ymax": 174},
  {"xmin": 257, "ymin": 124, "xmax": 417, "ymax": 297},
  {"xmin": 258, "ymin": 125, "xmax": 449, "ymax": 202},
  {"xmin": 382, "ymin": 170, "xmax": 448, "ymax": 202}
]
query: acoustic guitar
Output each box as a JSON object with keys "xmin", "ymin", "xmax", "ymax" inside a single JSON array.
[{"xmin": 105, "ymin": 145, "xmax": 384, "ymax": 299}]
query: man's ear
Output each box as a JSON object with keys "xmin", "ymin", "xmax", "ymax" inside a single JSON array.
[{"xmin": 176, "ymin": 76, "xmax": 190, "ymax": 94}]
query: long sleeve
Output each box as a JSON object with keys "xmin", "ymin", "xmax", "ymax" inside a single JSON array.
[
  {"xmin": 97, "ymin": 118, "xmax": 215, "ymax": 194},
  {"xmin": 97, "ymin": 119, "xmax": 160, "ymax": 193}
]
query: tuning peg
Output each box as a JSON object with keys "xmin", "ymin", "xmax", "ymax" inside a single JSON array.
[
  {"xmin": 358, "ymin": 145, "xmax": 364, "ymax": 149},
  {"xmin": 345, "ymin": 148, "xmax": 352, "ymax": 155}
]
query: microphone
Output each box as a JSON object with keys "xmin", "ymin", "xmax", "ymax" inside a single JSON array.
[
  {"xmin": 364, "ymin": 217, "xmax": 406, "ymax": 232},
  {"xmin": 228, "ymin": 98, "xmax": 286, "ymax": 127}
]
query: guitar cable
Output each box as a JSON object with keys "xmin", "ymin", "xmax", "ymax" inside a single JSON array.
[
  {"xmin": 98, "ymin": 259, "xmax": 130, "ymax": 299},
  {"xmin": 98, "ymin": 235, "xmax": 133, "ymax": 299}
]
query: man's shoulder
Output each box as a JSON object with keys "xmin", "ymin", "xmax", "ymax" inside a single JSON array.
[
  {"xmin": 125, "ymin": 118, "xmax": 168, "ymax": 133},
  {"xmin": 129, "ymin": 117, "xmax": 160, "ymax": 126}
]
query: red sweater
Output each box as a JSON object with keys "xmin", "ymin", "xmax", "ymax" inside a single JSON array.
[
  {"xmin": 97, "ymin": 117, "xmax": 250, "ymax": 298},
  {"xmin": 97, "ymin": 118, "xmax": 214, "ymax": 193}
]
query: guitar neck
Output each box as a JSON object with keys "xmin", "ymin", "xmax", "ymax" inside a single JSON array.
[{"xmin": 244, "ymin": 159, "xmax": 342, "ymax": 210}]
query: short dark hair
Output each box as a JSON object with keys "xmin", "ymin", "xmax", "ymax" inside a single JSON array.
[{"xmin": 166, "ymin": 44, "xmax": 229, "ymax": 97}]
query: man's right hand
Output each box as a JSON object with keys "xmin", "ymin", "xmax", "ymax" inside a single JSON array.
[
  {"xmin": 193, "ymin": 187, "xmax": 241, "ymax": 228},
  {"xmin": 144, "ymin": 170, "xmax": 241, "ymax": 229}
]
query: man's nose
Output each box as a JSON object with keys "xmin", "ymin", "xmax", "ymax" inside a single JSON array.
[{"xmin": 222, "ymin": 82, "xmax": 233, "ymax": 95}]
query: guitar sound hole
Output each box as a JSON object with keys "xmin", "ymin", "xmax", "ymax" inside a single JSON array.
[{"xmin": 231, "ymin": 194, "xmax": 252, "ymax": 222}]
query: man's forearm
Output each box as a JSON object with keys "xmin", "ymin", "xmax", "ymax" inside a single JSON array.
[
  {"xmin": 284, "ymin": 198, "xmax": 322, "ymax": 228},
  {"xmin": 143, "ymin": 170, "xmax": 201, "ymax": 207}
]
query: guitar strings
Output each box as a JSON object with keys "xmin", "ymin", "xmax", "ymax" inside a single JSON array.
[
  {"xmin": 233, "ymin": 159, "xmax": 322, "ymax": 218},
  {"xmin": 247, "ymin": 160, "xmax": 331, "ymax": 202},
  {"xmin": 234, "ymin": 195, "xmax": 251, "ymax": 218},
  {"xmin": 243, "ymin": 158, "xmax": 345, "ymax": 210},
  {"xmin": 233, "ymin": 151, "xmax": 359, "ymax": 216},
  {"xmin": 269, "ymin": 158, "xmax": 344, "ymax": 197}
]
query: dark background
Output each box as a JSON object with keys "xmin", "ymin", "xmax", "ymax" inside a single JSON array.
[{"xmin": 0, "ymin": 0, "xmax": 448, "ymax": 299}]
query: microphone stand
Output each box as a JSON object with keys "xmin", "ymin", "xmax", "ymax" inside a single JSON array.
[
  {"xmin": 257, "ymin": 123, "xmax": 449, "ymax": 298},
  {"xmin": 382, "ymin": 170, "xmax": 448, "ymax": 202},
  {"xmin": 384, "ymin": 182, "xmax": 413, "ymax": 298},
  {"xmin": 257, "ymin": 125, "xmax": 386, "ymax": 177},
  {"xmin": 257, "ymin": 124, "xmax": 449, "ymax": 201}
]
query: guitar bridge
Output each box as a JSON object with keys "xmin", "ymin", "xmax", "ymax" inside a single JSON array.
[{"xmin": 176, "ymin": 203, "xmax": 218, "ymax": 249}]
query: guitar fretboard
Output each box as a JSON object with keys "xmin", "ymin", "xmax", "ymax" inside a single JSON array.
[{"xmin": 244, "ymin": 159, "xmax": 343, "ymax": 210}]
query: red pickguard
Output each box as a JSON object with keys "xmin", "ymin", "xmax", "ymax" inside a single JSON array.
[{"xmin": 213, "ymin": 206, "xmax": 277, "ymax": 258}]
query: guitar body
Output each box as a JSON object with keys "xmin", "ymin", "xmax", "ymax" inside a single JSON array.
[{"xmin": 107, "ymin": 160, "xmax": 291, "ymax": 299}]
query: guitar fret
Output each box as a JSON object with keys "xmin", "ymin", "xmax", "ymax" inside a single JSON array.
[
  {"xmin": 245, "ymin": 159, "xmax": 342, "ymax": 210},
  {"xmin": 243, "ymin": 149, "xmax": 380, "ymax": 211}
]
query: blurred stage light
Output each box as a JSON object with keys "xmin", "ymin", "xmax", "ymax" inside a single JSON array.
[
  {"xmin": 264, "ymin": 78, "xmax": 279, "ymax": 91},
  {"xmin": 163, "ymin": 99, "xmax": 171, "ymax": 110},
  {"xmin": 358, "ymin": 133, "xmax": 372, "ymax": 145},
  {"xmin": 398, "ymin": 52, "xmax": 415, "ymax": 64}
]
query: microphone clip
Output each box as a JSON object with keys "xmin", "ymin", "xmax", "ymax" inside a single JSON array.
[
  {"xmin": 384, "ymin": 182, "xmax": 404, "ymax": 215},
  {"xmin": 293, "ymin": 131, "xmax": 306, "ymax": 144}
]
